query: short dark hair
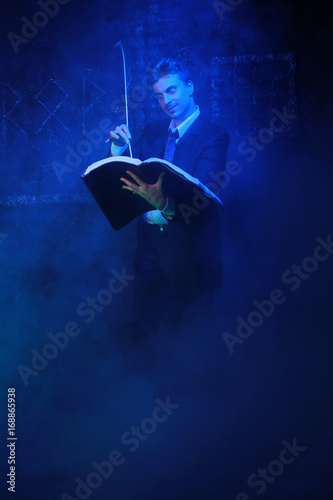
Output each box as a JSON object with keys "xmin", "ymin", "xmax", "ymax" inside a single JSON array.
[{"xmin": 152, "ymin": 58, "xmax": 192, "ymax": 84}]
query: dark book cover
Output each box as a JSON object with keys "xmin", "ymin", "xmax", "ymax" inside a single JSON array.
[{"xmin": 81, "ymin": 156, "xmax": 223, "ymax": 230}]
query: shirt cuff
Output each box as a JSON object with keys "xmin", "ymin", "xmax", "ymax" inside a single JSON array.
[
  {"xmin": 160, "ymin": 197, "xmax": 175, "ymax": 219},
  {"xmin": 111, "ymin": 142, "xmax": 128, "ymax": 156}
]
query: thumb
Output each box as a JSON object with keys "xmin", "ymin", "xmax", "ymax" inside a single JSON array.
[{"xmin": 157, "ymin": 171, "xmax": 166, "ymax": 186}]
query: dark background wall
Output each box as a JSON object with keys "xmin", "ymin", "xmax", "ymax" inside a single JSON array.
[{"xmin": 0, "ymin": 0, "xmax": 332, "ymax": 499}]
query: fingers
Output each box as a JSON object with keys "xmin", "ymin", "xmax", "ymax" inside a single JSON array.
[
  {"xmin": 120, "ymin": 170, "xmax": 164, "ymax": 195},
  {"xmin": 120, "ymin": 171, "xmax": 167, "ymax": 209},
  {"xmin": 120, "ymin": 173, "xmax": 141, "ymax": 193},
  {"xmin": 120, "ymin": 177, "xmax": 134, "ymax": 188},
  {"xmin": 120, "ymin": 170, "xmax": 146, "ymax": 199},
  {"xmin": 107, "ymin": 130, "xmax": 120, "ymax": 142},
  {"xmin": 115, "ymin": 125, "xmax": 132, "ymax": 144},
  {"xmin": 125, "ymin": 170, "xmax": 144, "ymax": 186},
  {"xmin": 106, "ymin": 124, "xmax": 132, "ymax": 144},
  {"xmin": 122, "ymin": 185, "xmax": 137, "ymax": 193}
]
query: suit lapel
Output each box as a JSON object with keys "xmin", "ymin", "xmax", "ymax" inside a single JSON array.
[
  {"xmin": 175, "ymin": 114, "xmax": 205, "ymax": 150},
  {"xmin": 157, "ymin": 114, "xmax": 206, "ymax": 159}
]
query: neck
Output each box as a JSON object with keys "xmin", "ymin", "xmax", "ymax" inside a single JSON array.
[{"xmin": 173, "ymin": 102, "xmax": 197, "ymax": 127}]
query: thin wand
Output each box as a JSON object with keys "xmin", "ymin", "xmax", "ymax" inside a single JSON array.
[{"xmin": 117, "ymin": 42, "xmax": 133, "ymax": 158}]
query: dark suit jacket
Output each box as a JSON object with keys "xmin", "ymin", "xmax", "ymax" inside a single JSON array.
[{"xmin": 133, "ymin": 114, "xmax": 230, "ymax": 291}]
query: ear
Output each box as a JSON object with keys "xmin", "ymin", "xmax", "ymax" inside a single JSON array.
[{"xmin": 187, "ymin": 80, "xmax": 194, "ymax": 96}]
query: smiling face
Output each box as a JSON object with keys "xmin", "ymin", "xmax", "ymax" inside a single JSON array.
[{"xmin": 153, "ymin": 74, "xmax": 196, "ymax": 126}]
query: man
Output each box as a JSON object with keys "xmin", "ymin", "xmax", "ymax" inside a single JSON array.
[{"xmin": 108, "ymin": 58, "xmax": 229, "ymax": 338}]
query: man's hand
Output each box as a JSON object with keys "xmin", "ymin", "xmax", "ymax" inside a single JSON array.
[
  {"xmin": 120, "ymin": 171, "xmax": 167, "ymax": 211},
  {"xmin": 107, "ymin": 124, "xmax": 132, "ymax": 146}
]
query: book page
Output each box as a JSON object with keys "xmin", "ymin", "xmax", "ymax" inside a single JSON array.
[{"xmin": 83, "ymin": 156, "xmax": 142, "ymax": 176}]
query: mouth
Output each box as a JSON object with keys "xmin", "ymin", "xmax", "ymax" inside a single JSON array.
[{"xmin": 165, "ymin": 104, "xmax": 177, "ymax": 113}]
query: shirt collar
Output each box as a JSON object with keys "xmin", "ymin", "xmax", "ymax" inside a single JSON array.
[{"xmin": 169, "ymin": 106, "xmax": 200, "ymax": 140}]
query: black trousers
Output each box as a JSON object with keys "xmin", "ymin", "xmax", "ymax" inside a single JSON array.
[{"xmin": 131, "ymin": 217, "xmax": 214, "ymax": 340}]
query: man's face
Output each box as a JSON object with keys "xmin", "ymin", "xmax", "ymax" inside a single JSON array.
[{"xmin": 153, "ymin": 74, "xmax": 195, "ymax": 125}]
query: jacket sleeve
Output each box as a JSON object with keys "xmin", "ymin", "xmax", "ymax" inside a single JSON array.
[
  {"xmin": 193, "ymin": 129, "xmax": 230, "ymax": 193},
  {"xmin": 167, "ymin": 128, "xmax": 230, "ymax": 223}
]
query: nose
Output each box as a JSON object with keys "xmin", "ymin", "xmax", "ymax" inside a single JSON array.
[{"xmin": 164, "ymin": 94, "xmax": 172, "ymax": 106}]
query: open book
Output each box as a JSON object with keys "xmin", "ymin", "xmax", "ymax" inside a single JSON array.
[{"xmin": 81, "ymin": 156, "xmax": 223, "ymax": 230}]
